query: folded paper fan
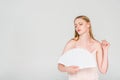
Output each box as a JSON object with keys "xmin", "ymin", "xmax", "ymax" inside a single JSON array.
[{"xmin": 58, "ymin": 48, "xmax": 97, "ymax": 69}]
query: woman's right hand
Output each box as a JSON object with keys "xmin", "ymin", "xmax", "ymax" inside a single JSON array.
[{"xmin": 65, "ymin": 66, "xmax": 80, "ymax": 74}]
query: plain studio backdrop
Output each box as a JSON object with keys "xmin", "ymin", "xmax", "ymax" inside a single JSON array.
[{"xmin": 0, "ymin": 0, "xmax": 120, "ymax": 80}]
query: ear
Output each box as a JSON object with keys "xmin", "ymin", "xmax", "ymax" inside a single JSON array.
[
  {"xmin": 87, "ymin": 24, "xmax": 90, "ymax": 28},
  {"xmin": 87, "ymin": 22, "xmax": 90, "ymax": 28}
]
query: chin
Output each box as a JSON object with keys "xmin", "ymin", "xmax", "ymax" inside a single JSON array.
[{"xmin": 78, "ymin": 32, "xmax": 83, "ymax": 35}]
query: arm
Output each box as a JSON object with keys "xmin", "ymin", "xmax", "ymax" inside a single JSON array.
[
  {"xmin": 58, "ymin": 63, "xmax": 67, "ymax": 72},
  {"xmin": 96, "ymin": 40, "xmax": 110, "ymax": 74},
  {"xmin": 58, "ymin": 63, "xmax": 80, "ymax": 74},
  {"xmin": 57, "ymin": 39, "xmax": 79, "ymax": 74}
]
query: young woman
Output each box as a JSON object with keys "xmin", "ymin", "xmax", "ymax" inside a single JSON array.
[{"xmin": 57, "ymin": 15, "xmax": 110, "ymax": 80}]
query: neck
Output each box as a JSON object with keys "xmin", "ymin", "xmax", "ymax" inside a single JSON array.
[{"xmin": 78, "ymin": 32, "xmax": 91, "ymax": 43}]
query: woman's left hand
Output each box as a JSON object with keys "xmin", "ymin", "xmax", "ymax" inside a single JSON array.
[{"xmin": 101, "ymin": 40, "xmax": 110, "ymax": 51}]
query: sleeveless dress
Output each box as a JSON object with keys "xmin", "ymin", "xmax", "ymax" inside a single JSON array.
[{"xmin": 58, "ymin": 46, "xmax": 99, "ymax": 80}]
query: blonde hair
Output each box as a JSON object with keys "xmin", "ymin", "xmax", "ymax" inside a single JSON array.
[{"xmin": 73, "ymin": 15, "xmax": 95, "ymax": 41}]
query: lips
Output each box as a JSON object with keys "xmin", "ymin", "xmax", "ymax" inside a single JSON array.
[{"xmin": 77, "ymin": 29, "xmax": 81, "ymax": 32}]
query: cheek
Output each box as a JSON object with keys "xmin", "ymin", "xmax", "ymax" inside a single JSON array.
[
  {"xmin": 81, "ymin": 25, "xmax": 87, "ymax": 30},
  {"xmin": 81, "ymin": 26, "xmax": 89, "ymax": 32},
  {"xmin": 83, "ymin": 24, "xmax": 89, "ymax": 28}
]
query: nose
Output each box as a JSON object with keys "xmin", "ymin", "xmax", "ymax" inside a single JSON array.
[
  {"xmin": 76, "ymin": 25, "xmax": 81, "ymax": 29},
  {"xmin": 75, "ymin": 26, "xmax": 81, "ymax": 31}
]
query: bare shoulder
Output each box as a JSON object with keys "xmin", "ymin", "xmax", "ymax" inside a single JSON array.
[
  {"xmin": 64, "ymin": 38, "xmax": 76, "ymax": 49},
  {"xmin": 93, "ymin": 40, "xmax": 102, "ymax": 52},
  {"xmin": 66, "ymin": 38, "xmax": 76, "ymax": 46},
  {"xmin": 62, "ymin": 38, "xmax": 76, "ymax": 54},
  {"xmin": 93, "ymin": 40, "xmax": 101, "ymax": 48}
]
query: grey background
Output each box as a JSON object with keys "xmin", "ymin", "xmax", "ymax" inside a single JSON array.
[{"xmin": 0, "ymin": 0, "xmax": 119, "ymax": 80}]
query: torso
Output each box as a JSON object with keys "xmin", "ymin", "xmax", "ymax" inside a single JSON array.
[{"xmin": 70, "ymin": 38, "xmax": 98, "ymax": 54}]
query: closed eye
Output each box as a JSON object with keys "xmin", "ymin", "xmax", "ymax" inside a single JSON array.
[
  {"xmin": 74, "ymin": 24, "xmax": 77, "ymax": 28},
  {"xmin": 79, "ymin": 23, "xmax": 82, "ymax": 25}
]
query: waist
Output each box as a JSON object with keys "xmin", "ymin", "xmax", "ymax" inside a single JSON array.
[{"xmin": 68, "ymin": 67, "xmax": 99, "ymax": 79}]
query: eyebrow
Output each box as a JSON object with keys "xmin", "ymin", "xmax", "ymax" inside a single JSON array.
[{"xmin": 74, "ymin": 22, "xmax": 82, "ymax": 24}]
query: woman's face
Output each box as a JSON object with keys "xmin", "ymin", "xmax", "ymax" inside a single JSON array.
[{"xmin": 74, "ymin": 18, "xmax": 90, "ymax": 35}]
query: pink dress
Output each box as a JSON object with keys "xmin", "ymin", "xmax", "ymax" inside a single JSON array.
[
  {"xmin": 58, "ymin": 46, "xmax": 99, "ymax": 80},
  {"xmin": 68, "ymin": 47, "xmax": 99, "ymax": 80},
  {"xmin": 68, "ymin": 67, "xmax": 99, "ymax": 80}
]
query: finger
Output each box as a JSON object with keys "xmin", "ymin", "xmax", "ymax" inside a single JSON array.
[
  {"xmin": 74, "ymin": 67, "xmax": 80, "ymax": 70},
  {"xmin": 102, "ymin": 41, "xmax": 109, "ymax": 45},
  {"xmin": 102, "ymin": 40, "xmax": 107, "ymax": 44},
  {"xmin": 101, "ymin": 41, "xmax": 106, "ymax": 45},
  {"xmin": 71, "ymin": 65, "xmax": 77, "ymax": 67},
  {"xmin": 102, "ymin": 40, "xmax": 109, "ymax": 43},
  {"xmin": 75, "ymin": 69, "xmax": 80, "ymax": 73},
  {"xmin": 72, "ymin": 66, "xmax": 79, "ymax": 68},
  {"xmin": 107, "ymin": 42, "xmax": 110, "ymax": 47},
  {"xmin": 75, "ymin": 68, "xmax": 80, "ymax": 72},
  {"xmin": 105, "ymin": 42, "xmax": 110, "ymax": 46}
]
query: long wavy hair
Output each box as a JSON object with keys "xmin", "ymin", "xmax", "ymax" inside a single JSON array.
[{"xmin": 73, "ymin": 15, "xmax": 96, "ymax": 41}]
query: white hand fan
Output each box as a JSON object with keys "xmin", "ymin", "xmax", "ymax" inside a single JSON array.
[{"xmin": 58, "ymin": 48, "xmax": 97, "ymax": 69}]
